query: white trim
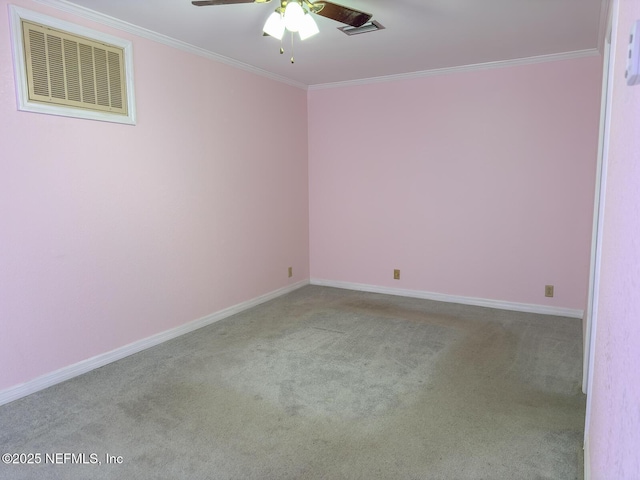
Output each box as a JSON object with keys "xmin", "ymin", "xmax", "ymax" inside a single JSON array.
[
  {"xmin": 0, "ymin": 280, "xmax": 309, "ymax": 407},
  {"xmin": 311, "ymin": 279, "xmax": 584, "ymax": 318},
  {"xmin": 584, "ymin": 0, "xmax": 618, "ymax": 463},
  {"xmin": 308, "ymin": 49, "xmax": 601, "ymax": 90},
  {"xmin": 8, "ymin": 5, "xmax": 137, "ymax": 125},
  {"xmin": 583, "ymin": 0, "xmax": 614, "ymax": 395},
  {"xmin": 585, "ymin": 434, "xmax": 591, "ymax": 480},
  {"xmin": 32, "ymin": 0, "xmax": 307, "ymax": 90},
  {"xmin": 597, "ymin": 0, "xmax": 612, "ymax": 53}
]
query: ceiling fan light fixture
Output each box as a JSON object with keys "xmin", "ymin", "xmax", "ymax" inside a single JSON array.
[
  {"xmin": 263, "ymin": 11, "xmax": 285, "ymax": 39},
  {"xmin": 298, "ymin": 13, "xmax": 319, "ymax": 40},
  {"xmin": 283, "ymin": 1, "xmax": 305, "ymax": 32}
]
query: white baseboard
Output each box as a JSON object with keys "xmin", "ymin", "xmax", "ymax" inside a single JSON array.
[
  {"xmin": 310, "ymin": 279, "xmax": 584, "ymax": 319},
  {"xmin": 584, "ymin": 435, "xmax": 591, "ymax": 480},
  {"xmin": 0, "ymin": 278, "xmax": 580, "ymax": 407},
  {"xmin": 0, "ymin": 280, "xmax": 309, "ymax": 407}
]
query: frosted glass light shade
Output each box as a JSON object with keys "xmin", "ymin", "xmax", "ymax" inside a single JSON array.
[
  {"xmin": 298, "ymin": 13, "xmax": 319, "ymax": 40},
  {"xmin": 284, "ymin": 1, "xmax": 304, "ymax": 32},
  {"xmin": 263, "ymin": 12, "xmax": 285, "ymax": 39}
]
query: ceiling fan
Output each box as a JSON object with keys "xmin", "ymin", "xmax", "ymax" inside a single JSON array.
[{"xmin": 192, "ymin": 0, "xmax": 373, "ymax": 62}]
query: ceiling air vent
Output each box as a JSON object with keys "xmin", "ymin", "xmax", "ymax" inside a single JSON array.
[
  {"xmin": 9, "ymin": 6, "xmax": 136, "ymax": 125},
  {"xmin": 338, "ymin": 21, "xmax": 385, "ymax": 36}
]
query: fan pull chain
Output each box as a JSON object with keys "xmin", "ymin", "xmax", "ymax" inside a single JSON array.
[{"xmin": 290, "ymin": 31, "xmax": 295, "ymax": 64}]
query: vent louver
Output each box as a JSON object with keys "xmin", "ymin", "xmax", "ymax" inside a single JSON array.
[
  {"xmin": 338, "ymin": 21, "xmax": 385, "ymax": 36},
  {"xmin": 22, "ymin": 20, "xmax": 127, "ymax": 115},
  {"xmin": 9, "ymin": 5, "xmax": 136, "ymax": 125}
]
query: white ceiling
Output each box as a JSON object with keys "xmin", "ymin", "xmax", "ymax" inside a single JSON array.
[{"xmin": 46, "ymin": 0, "xmax": 607, "ymax": 87}]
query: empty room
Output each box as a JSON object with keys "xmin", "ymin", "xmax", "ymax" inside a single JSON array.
[{"xmin": 1, "ymin": 0, "xmax": 638, "ymax": 478}]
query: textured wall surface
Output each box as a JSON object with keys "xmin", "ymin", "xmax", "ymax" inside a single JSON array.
[
  {"xmin": 308, "ymin": 57, "xmax": 602, "ymax": 310},
  {"xmin": 588, "ymin": 0, "xmax": 640, "ymax": 477},
  {"xmin": 0, "ymin": 0, "xmax": 309, "ymax": 391}
]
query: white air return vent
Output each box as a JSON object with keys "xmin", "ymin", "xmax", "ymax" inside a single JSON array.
[
  {"xmin": 338, "ymin": 21, "xmax": 385, "ymax": 36},
  {"xmin": 9, "ymin": 6, "xmax": 136, "ymax": 125}
]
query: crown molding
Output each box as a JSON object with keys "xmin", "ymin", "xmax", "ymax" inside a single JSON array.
[
  {"xmin": 32, "ymin": 0, "xmax": 308, "ymax": 90},
  {"xmin": 31, "ymin": 0, "xmax": 601, "ymax": 92},
  {"xmin": 308, "ymin": 49, "xmax": 601, "ymax": 91}
]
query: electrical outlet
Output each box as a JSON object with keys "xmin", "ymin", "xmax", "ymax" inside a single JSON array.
[
  {"xmin": 545, "ymin": 285, "xmax": 554, "ymax": 298},
  {"xmin": 288, "ymin": 267, "xmax": 293, "ymax": 278},
  {"xmin": 393, "ymin": 269, "xmax": 400, "ymax": 280}
]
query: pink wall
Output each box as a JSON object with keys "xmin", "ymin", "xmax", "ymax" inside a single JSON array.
[
  {"xmin": 0, "ymin": 0, "xmax": 309, "ymax": 392},
  {"xmin": 308, "ymin": 57, "xmax": 602, "ymax": 310},
  {"xmin": 588, "ymin": 1, "xmax": 640, "ymax": 477}
]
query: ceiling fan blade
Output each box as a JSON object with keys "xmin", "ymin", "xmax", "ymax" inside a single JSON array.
[
  {"xmin": 192, "ymin": 0, "xmax": 257, "ymax": 6},
  {"xmin": 312, "ymin": 1, "xmax": 372, "ymax": 27}
]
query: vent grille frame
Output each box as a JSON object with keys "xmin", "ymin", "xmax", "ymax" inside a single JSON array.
[
  {"xmin": 9, "ymin": 6, "xmax": 137, "ymax": 125},
  {"xmin": 338, "ymin": 20, "xmax": 385, "ymax": 36}
]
